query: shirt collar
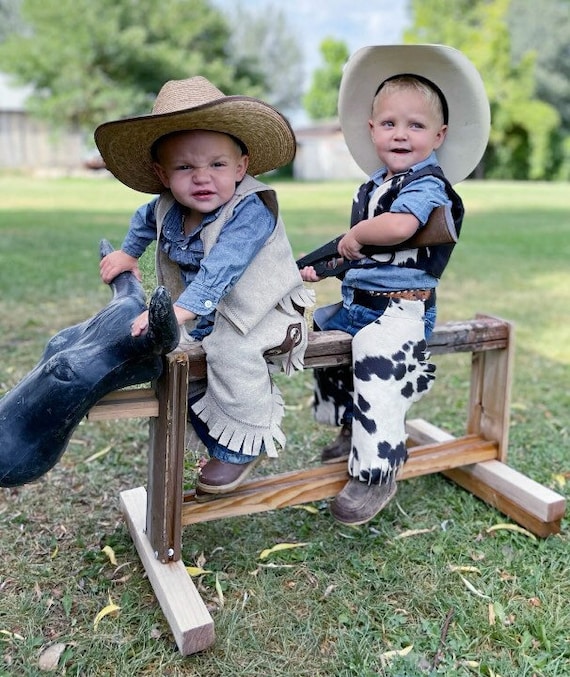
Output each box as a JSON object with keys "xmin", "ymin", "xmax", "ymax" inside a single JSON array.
[{"xmin": 371, "ymin": 151, "xmax": 440, "ymax": 186}]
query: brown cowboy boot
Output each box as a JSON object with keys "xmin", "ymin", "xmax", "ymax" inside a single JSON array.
[
  {"xmin": 329, "ymin": 477, "xmax": 397, "ymax": 525},
  {"xmin": 321, "ymin": 423, "xmax": 352, "ymax": 464}
]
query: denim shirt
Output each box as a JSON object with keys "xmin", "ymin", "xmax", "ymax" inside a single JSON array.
[
  {"xmin": 341, "ymin": 152, "xmax": 451, "ymax": 297},
  {"xmin": 121, "ymin": 193, "xmax": 275, "ymax": 331}
]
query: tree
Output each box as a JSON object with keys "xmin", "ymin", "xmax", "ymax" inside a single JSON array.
[
  {"xmin": 0, "ymin": 0, "xmax": 276, "ymax": 135},
  {"xmin": 0, "ymin": 0, "xmax": 24, "ymax": 42},
  {"xmin": 219, "ymin": 2, "xmax": 304, "ymax": 117},
  {"xmin": 509, "ymin": 0, "xmax": 570, "ymax": 134},
  {"xmin": 405, "ymin": 0, "xmax": 562, "ymax": 180},
  {"xmin": 303, "ymin": 37, "xmax": 349, "ymax": 121}
]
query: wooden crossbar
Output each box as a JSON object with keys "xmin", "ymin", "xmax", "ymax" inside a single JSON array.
[{"xmin": 179, "ymin": 434, "xmax": 499, "ymax": 526}]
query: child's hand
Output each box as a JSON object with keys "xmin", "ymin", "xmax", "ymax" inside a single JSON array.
[
  {"xmin": 131, "ymin": 310, "xmax": 149, "ymax": 337},
  {"xmin": 100, "ymin": 250, "xmax": 141, "ymax": 284},
  {"xmin": 299, "ymin": 265, "xmax": 321, "ymax": 283},
  {"xmin": 337, "ymin": 231, "xmax": 364, "ymax": 260}
]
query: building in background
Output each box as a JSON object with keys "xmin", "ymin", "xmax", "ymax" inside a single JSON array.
[
  {"xmin": 293, "ymin": 121, "xmax": 365, "ymax": 181},
  {"xmin": 1, "ymin": 74, "xmax": 366, "ymax": 181},
  {"xmin": 0, "ymin": 73, "xmax": 84, "ymax": 173}
]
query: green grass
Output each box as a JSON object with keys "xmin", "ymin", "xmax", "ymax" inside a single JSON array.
[{"xmin": 0, "ymin": 175, "xmax": 569, "ymax": 676}]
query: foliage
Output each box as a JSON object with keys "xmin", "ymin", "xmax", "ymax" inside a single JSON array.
[
  {"xmin": 217, "ymin": 1, "xmax": 304, "ymax": 116},
  {"xmin": 303, "ymin": 37, "xmax": 349, "ymax": 121},
  {"xmin": 0, "ymin": 0, "xmax": 275, "ymax": 135},
  {"xmin": 0, "ymin": 0, "xmax": 23, "ymax": 41},
  {"xmin": 509, "ymin": 0, "xmax": 570, "ymax": 134},
  {"xmin": 405, "ymin": 0, "xmax": 564, "ymax": 180},
  {"xmin": 0, "ymin": 175, "xmax": 569, "ymax": 675}
]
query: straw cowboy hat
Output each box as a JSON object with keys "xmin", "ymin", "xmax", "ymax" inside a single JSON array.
[
  {"xmin": 338, "ymin": 44, "xmax": 491, "ymax": 185},
  {"xmin": 95, "ymin": 76, "xmax": 296, "ymax": 194}
]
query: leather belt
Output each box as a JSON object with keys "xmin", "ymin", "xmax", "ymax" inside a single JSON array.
[{"xmin": 354, "ymin": 288, "xmax": 434, "ymax": 311}]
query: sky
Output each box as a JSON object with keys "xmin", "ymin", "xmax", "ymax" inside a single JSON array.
[{"xmin": 213, "ymin": 0, "xmax": 411, "ymax": 122}]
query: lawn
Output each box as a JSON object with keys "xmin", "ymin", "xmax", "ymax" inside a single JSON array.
[{"xmin": 0, "ymin": 174, "xmax": 569, "ymax": 676}]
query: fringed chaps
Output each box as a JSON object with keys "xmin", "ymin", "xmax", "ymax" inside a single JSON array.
[{"xmin": 191, "ymin": 292, "xmax": 312, "ymax": 458}]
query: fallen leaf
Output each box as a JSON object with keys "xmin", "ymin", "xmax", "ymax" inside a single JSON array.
[
  {"xmin": 38, "ymin": 643, "xmax": 66, "ymax": 671},
  {"xmin": 488, "ymin": 602, "xmax": 496, "ymax": 626},
  {"xmin": 85, "ymin": 446, "xmax": 112, "ymax": 463},
  {"xmin": 102, "ymin": 545, "xmax": 117, "ymax": 566},
  {"xmin": 215, "ymin": 573, "xmax": 224, "ymax": 608},
  {"xmin": 552, "ymin": 473, "xmax": 566, "ymax": 488},
  {"xmin": 448, "ymin": 565, "xmax": 480, "ymax": 574},
  {"xmin": 259, "ymin": 542, "xmax": 308, "ymax": 560},
  {"xmin": 323, "ymin": 584, "xmax": 336, "ymax": 598},
  {"xmin": 395, "ymin": 527, "xmax": 436, "ymax": 539},
  {"xmin": 380, "ymin": 645, "xmax": 413, "ymax": 663},
  {"xmin": 93, "ymin": 595, "xmax": 121, "ymax": 629},
  {"xmin": 186, "ymin": 566, "xmax": 213, "ymax": 576},
  {"xmin": 486, "ymin": 523, "xmax": 537, "ymax": 540},
  {"xmin": 292, "ymin": 504, "xmax": 319, "ymax": 514},
  {"xmin": 0, "ymin": 629, "xmax": 24, "ymax": 641},
  {"xmin": 458, "ymin": 574, "xmax": 490, "ymax": 599}
]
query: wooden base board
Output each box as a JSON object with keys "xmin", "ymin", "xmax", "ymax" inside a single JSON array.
[
  {"xmin": 120, "ymin": 486, "xmax": 215, "ymax": 655},
  {"xmin": 406, "ymin": 419, "xmax": 566, "ymax": 536}
]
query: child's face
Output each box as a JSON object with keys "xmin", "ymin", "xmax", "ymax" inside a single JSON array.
[
  {"xmin": 368, "ymin": 88, "xmax": 447, "ymax": 179},
  {"xmin": 153, "ymin": 130, "xmax": 249, "ymax": 213}
]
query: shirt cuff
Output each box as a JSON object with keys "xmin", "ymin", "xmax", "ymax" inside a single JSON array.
[{"xmin": 176, "ymin": 282, "xmax": 219, "ymax": 316}]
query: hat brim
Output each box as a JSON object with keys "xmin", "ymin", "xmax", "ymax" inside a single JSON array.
[
  {"xmin": 95, "ymin": 96, "xmax": 296, "ymax": 194},
  {"xmin": 338, "ymin": 44, "xmax": 490, "ymax": 185}
]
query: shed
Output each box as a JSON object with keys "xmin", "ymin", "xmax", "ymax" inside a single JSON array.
[
  {"xmin": 293, "ymin": 121, "xmax": 366, "ymax": 181},
  {"xmin": 0, "ymin": 73, "xmax": 84, "ymax": 172}
]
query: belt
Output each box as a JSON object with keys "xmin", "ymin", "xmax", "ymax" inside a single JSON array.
[{"xmin": 354, "ymin": 288, "xmax": 434, "ymax": 311}]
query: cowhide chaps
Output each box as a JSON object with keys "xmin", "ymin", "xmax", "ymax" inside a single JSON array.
[{"xmin": 314, "ymin": 298, "xmax": 436, "ymax": 485}]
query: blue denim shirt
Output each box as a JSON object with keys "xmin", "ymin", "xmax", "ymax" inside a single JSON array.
[
  {"xmin": 121, "ymin": 192, "xmax": 275, "ymax": 335},
  {"xmin": 341, "ymin": 152, "xmax": 451, "ymax": 299}
]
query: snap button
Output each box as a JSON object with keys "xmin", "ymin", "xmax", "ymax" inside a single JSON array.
[{"xmin": 204, "ymin": 300, "xmax": 213, "ymax": 309}]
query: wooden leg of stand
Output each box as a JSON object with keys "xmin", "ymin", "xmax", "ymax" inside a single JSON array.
[
  {"xmin": 121, "ymin": 487, "xmax": 215, "ymax": 655},
  {"xmin": 146, "ymin": 352, "xmax": 189, "ymax": 563},
  {"xmin": 468, "ymin": 315, "xmax": 515, "ymax": 461}
]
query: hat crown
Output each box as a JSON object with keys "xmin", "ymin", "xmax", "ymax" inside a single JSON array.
[{"xmin": 152, "ymin": 76, "xmax": 226, "ymax": 115}]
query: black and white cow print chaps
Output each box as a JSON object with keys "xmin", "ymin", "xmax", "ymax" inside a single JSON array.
[{"xmin": 314, "ymin": 298, "xmax": 436, "ymax": 485}]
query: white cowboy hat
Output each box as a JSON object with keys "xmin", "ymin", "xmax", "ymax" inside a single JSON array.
[
  {"xmin": 95, "ymin": 76, "xmax": 296, "ymax": 194},
  {"xmin": 338, "ymin": 44, "xmax": 490, "ymax": 185}
]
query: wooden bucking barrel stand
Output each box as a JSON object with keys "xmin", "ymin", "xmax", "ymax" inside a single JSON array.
[{"xmin": 88, "ymin": 314, "xmax": 566, "ymax": 655}]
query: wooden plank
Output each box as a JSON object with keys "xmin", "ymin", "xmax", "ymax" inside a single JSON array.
[
  {"xmin": 406, "ymin": 419, "xmax": 566, "ymax": 535},
  {"xmin": 443, "ymin": 466, "xmax": 564, "ymax": 537},
  {"xmin": 120, "ymin": 486, "xmax": 215, "ymax": 655},
  {"xmin": 427, "ymin": 317, "xmax": 510, "ymax": 354},
  {"xmin": 182, "ymin": 317, "xmax": 512, "ymax": 381},
  {"xmin": 146, "ymin": 353, "xmax": 189, "ymax": 562},
  {"xmin": 87, "ymin": 388, "xmax": 158, "ymax": 420},
  {"xmin": 179, "ymin": 435, "xmax": 498, "ymax": 525}
]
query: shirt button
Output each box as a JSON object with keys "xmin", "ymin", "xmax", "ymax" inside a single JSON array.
[{"xmin": 204, "ymin": 300, "xmax": 213, "ymax": 309}]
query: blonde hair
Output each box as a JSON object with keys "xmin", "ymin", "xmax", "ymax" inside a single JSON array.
[{"xmin": 372, "ymin": 75, "xmax": 447, "ymax": 125}]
